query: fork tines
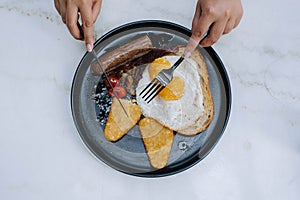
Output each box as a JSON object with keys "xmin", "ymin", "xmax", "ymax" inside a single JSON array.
[
  {"xmin": 139, "ymin": 78, "xmax": 165, "ymax": 104},
  {"xmin": 139, "ymin": 56, "xmax": 184, "ymax": 103}
]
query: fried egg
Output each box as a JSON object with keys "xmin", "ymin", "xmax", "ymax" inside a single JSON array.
[
  {"xmin": 136, "ymin": 56, "xmax": 204, "ymax": 131},
  {"xmin": 148, "ymin": 57, "xmax": 185, "ymax": 100}
]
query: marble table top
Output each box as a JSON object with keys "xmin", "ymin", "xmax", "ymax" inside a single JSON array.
[{"xmin": 0, "ymin": 0, "xmax": 299, "ymax": 199}]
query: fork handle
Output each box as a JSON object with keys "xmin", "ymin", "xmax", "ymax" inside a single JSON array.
[{"xmin": 171, "ymin": 56, "xmax": 184, "ymax": 70}]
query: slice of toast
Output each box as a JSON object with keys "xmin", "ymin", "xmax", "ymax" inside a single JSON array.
[
  {"xmin": 104, "ymin": 98, "xmax": 141, "ymax": 142},
  {"xmin": 139, "ymin": 118, "xmax": 174, "ymax": 169},
  {"xmin": 177, "ymin": 46, "xmax": 214, "ymax": 135}
]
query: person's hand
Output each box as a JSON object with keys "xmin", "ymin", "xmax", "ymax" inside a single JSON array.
[
  {"xmin": 54, "ymin": 0, "xmax": 102, "ymax": 52},
  {"xmin": 191, "ymin": 0, "xmax": 243, "ymax": 47}
]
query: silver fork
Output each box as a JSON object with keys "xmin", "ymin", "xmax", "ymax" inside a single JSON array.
[
  {"xmin": 139, "ymin": 32, "xmax": 208, "ymax": 103},
  {"xmin": 139, "ymin": 56, "xmax": 184, "ymax": 103}
]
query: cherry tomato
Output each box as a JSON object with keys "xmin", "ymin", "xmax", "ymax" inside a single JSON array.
[
  {"xmin": 108, "ymin": 86, "xmax": 127, "ymax": 98},
  {"xmin": 104, "ymin": 76, "xmax": 120, "ymax": 88},
  {"xmin": 108, "ymin": 88, "xmax": 114, "ymax": 97}
]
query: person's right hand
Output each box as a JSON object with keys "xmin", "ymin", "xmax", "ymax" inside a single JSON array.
[
  {"xmin": 184, "ymin": 0, "xmax": 243, "ymax": 57},
  {"xmin": 191, "ymin": 0, "xmax": 243, "ymax": 47},
  {"xmin": 54, "ymin": 0, "xmax": 102, "ymax": 52}
]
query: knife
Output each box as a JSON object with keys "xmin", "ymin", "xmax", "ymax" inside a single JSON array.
[
  {"xmin": 77, "ymin": 21, "xmax": 129, "ymax": 117},
  {"xmin": 91, "ymin": 49, "xmax": 130, "ymax": 118}
]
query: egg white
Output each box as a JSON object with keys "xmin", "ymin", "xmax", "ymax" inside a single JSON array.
[{"xmin": 136, "ymin": 56, "xmax": 204, "ymax": 131}]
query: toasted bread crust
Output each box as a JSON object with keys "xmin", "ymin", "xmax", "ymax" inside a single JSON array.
[{"xmin": 176, "ymin": 46, "xmax": 214, "ymax": 135}]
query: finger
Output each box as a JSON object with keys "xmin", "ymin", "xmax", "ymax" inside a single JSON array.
[
  {"xmin": 80, "ymin": 3, "xmax": 95, "ymax": 52},
  {"xmin": 200, "ymin": 19, "xmax": 226, "ymax": 47},
  {"xmin": 59, "ymin": 0, "xmax": 67, "ymax": 24},
  {"xmin": 66, "ymin": 4, "xmax": 81, "ymax": 40},
  {"xmin": 92, "ymin": 0, "xmax": 102, "ymax": 23},
  {"xmin": 233, "ymin": 4, "xmax": 244, "ymax": 29},
  {"xmin": 191, "ymin": 0, "xmax": 201, "ymax": 34},
  {"xmin": 54, "ymin": 0, "xmax": 60, "ymax": 14},
  {"xmin": 191, "ymin": 6, "xmax": 215, "ymax": 42},
  {"xmin": 233, "ymin": 16, "xmax": 242, "ymax": 29},
  {"xmin": 223, "ymin": 18, "xmax": 234, "ymax": 34}
]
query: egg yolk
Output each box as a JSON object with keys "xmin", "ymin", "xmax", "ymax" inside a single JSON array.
[{"xmin": 148, "ymin": 57, "xmax": 185, "ymax": 100}]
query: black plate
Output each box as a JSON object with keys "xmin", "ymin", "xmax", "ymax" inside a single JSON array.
[{"xmin": 71, "ymin": 20, "xmax": 231, "ymax": 177}]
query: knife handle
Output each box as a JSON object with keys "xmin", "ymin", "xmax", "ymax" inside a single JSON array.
[{"xmin": 77, "ymin": 21, "xmax": 84, "ymax": 40}]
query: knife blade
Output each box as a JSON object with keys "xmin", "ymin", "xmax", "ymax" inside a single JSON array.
[
  {"xmin": 76, "ymin": 21, "xmax": 129, "ymax": 117},
  {"xmin": 91, "ymin": 49, "xmax": 130, "ymax": 118}
]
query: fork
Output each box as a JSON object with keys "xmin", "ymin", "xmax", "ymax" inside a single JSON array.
[
  {"xmin": 139, "ymin": 35, "xmax": 205, "ymax": 103},
  {"xmin": 139, "ymin": 56, "xmax": 185, "ymax": 103}
]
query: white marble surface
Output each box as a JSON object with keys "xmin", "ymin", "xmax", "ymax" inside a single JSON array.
[{"xmin": 0, "ymin": 0, "xmax": 300, "ymax": 199}]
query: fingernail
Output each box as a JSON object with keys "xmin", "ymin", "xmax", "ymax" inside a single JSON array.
[
  {"xmin": 184, "ymin": 52, "xmax": 191, "ymax": 58},
  {"xmin": 87, "ymin": 43, "xmax": 93, "ymax": 52}
]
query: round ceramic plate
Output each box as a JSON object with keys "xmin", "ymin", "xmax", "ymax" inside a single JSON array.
[{"xmin": 71, "ymin": 20, "xmax": 231, "ymax": 177}]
